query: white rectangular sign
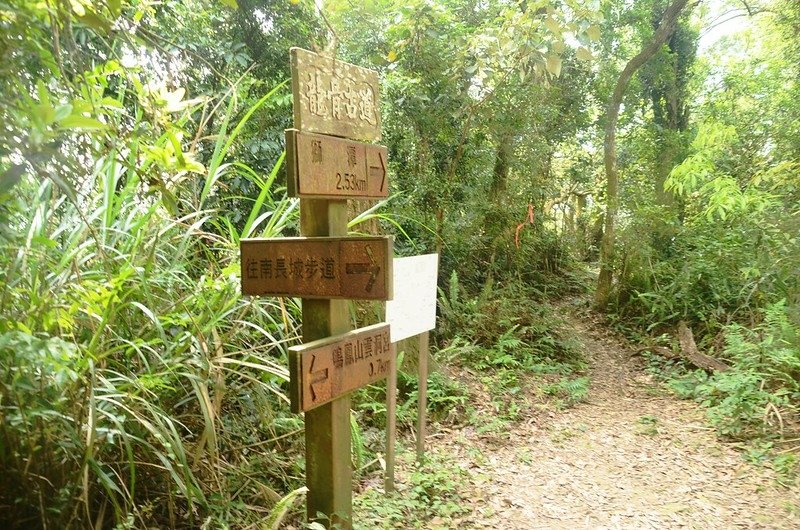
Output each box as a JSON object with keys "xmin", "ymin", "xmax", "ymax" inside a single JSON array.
[{"xmin": 386, "ymin": 254, "xmax": 439, "ymax": 342}]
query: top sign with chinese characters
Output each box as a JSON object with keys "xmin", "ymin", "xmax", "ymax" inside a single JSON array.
[
  {"xmin": 240, "ymin": 236, "xmax": 393, "ymax": 301},
  {"xmin": 290, "ymin": 47, "xmax": 381, "ymax": 142}
]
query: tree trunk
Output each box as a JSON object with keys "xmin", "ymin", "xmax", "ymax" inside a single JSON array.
[
  {"xmin": 490, "ymin": 138, "xmax": 511, "ymax": 199},
  {"xmin": 595, "ymin": 0, "xmax": 695, "ymax": 309},
  {"xmin": 677, "ymin": 321, "xmax": 730, "ymax": 372}
]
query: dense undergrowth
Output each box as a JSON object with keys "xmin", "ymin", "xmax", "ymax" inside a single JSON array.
[
  {"xmin": 605, "ymin": 162, "xmax": 800, "ymax": 477},
  {"xmin": 605, "ymin": 143, "xmax": 800, "ymax": 453},
  {"xmin": 600, "ymin": 19, "xmax": 800, "ymax": 460},
  {"xmin": 0, "ymin": 89, "xmax": 306, "ymax": 528},
  {"xmin": 3, "ymin": 0, "xmax": 799, "ymax": 528}
]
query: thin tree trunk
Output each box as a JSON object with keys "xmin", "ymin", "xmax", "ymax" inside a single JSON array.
[
  {"xmin": 490, "ymin": 138, "xmax": 511, "ymax": 199},
  {"xmin": 595, "ymin": 0, "xmax": 695, "ymax": 309}
]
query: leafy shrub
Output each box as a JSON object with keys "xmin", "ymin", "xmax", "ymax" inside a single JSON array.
[
  {"xmin": 541, "ymin": 376, "xmax": 590, "ymax": 407},
  {"xmin": 437, "ymin": 272, "xmax": 583, "ymax": 369},
  {"xmin": 611, "ymin": 122, "xmax": 799, "ymax": 338},
  {"xmin": 668, "ymin": 301, "xmax": 800, "ymax": 439},
  {"xmin": 354, "ymin": 344, "xmax": 471, "ymax": 434},
  {"xmin": 0, "ymin": 72, "xmax": 301, "ymax": 527},
  {"xmin": 352, "ymin": 451, "xmax": 470, "ymax": 528}
]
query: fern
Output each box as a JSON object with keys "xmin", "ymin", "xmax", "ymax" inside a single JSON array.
[
  {"xmin": 686, "ymin": 301, "xmax": 800, "ymax": 439},
  {"xmin": 542, "ymin": 376, "xmax": 589, "ymax": 406}
]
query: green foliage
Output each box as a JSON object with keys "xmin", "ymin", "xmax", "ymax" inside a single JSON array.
[
  {"xmin": 423, "ymin": 370, "xmax": 470, "ymax": 419},
  {"xmin": 264, "ymin": 486, "xmax": 309, "ymax": 530},
  {"xmin": 438, "ymin": 273, "xmax": 584, "ymax": 368},
  {"xmin": 0, "ymin": 148, "xmax": 301, "ymax": 527},
  {"xmin": 594, "ymin": 0, "xmax": 796, "ymax": 391},
  {"xmin": 611, "ymin": 116, "xmax": 799, "ymax": 334},
  {"xmin": 352, "ymin": 451, "xmax": 470, "ymax": 529},
  {"xmin": 435, "ymin": 272, "xmax": 587, "ymax": 428},
  {"xmin": 541, "ymin": 376, "xmax": 590, "ymax": 408},
  {"xmin": 666, "ymin": 302, "xmax": 800, "ymax": 440},
  {"xmin": 0, "ymin": 2, "xmax": 308, "ymax": 525},
  {"xmin": 742, "ymin": 440, "xmax": 798, "ymax": 487},
  {"xmin": 635, "ymin": 415, "xmax": 661, "ymax": 436},
  {"xmin": 597, "ymin": 5, "xmax": 799, "ymax": 452}
]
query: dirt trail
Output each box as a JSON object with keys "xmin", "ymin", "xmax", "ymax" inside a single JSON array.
[{"xmin": 436, "ymin": 302, "xmax": 800, "ymax": 529}]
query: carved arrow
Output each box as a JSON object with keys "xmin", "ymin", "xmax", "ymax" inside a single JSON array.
[
  {"xmin": 344, "ymin": 244, "xmax": 381, "ymax": 293},
  {"xmin": 309, "ymin": 354, "xmax": 329, "ymax": 402},
  {"xmin": 369, "ymin": 150, "xmax": 387, "ymax": 192}
]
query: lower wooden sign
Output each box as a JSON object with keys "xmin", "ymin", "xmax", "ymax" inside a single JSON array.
[
  {"xmin": 289, "ymin": 323, "xmax": 392, "ymax": 413},
  {"xmin": 240, "ymin": 236, "xmax": 392, "ymax": 300}
]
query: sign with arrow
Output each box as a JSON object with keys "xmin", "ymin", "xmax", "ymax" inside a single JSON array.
[
  {"xmin": 240, "ymin": 236, "xmax": 392, "ymax": 300},
  {"xmin": 289, "ymin": 323, "xmax": 391, "ymax": 413},
  {"xmin": 286, "ymin": 129, "xmax": 388, "ymax": 199}
]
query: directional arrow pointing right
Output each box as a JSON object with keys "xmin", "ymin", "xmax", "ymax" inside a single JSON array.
[
  {"xmin": 369, "ymin": 150, "xmax": 387, "ymax": 192},
  {"xmin": 345, "ymin": 244, "xmax": 381, "ymax": 293}
]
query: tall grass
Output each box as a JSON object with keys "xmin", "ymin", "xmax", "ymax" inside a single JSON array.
[{"xmin": 0, "ymin": 79, "xmax": 303, "ymax": 528}]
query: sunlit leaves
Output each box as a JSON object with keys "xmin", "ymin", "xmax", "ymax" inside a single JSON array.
[
  {"xmin": 545, "ymin": 15, "xmax": 561, "ymax": 35},
  {"xmin": 151, "ymin": 86, "xmax": 206, "ymax": 114},
  {"xmin": 546, "ymin": 53, "xmax": 563, "ymax": 77},
  {"xmin": 576, "ymin": 46, "xmax": 592, "ymax": 62},
  {"xmin": 587, "ymin": 24, "xmax": 601, "ymax": 41},
  {"xmin": 665, "ymin": 121, "xmax": 787, "ymax": 223},
  {"xmin": 142, "ymin": 131, "xmax": 206, "ymax": 177},
  {"xmin": 59, "ymin": 114, "xmax": 106, "ymax": 130},
  {"xmin": 666, "ymin": 122, "xmax": 738, "ymax": 196}
]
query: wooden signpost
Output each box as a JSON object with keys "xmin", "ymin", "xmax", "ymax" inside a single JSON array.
[
  {"xmin": 290, "ymin": 47, "xmax": 381, "ymax": 141},
  {"xmin": 242, "ymin": 47, "xmax": 390, "ymax": 529}
]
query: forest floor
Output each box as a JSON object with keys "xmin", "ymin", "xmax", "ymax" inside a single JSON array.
[{"xmin": 386, "ymin": 298, "xmax": 800, "ymax": 529}]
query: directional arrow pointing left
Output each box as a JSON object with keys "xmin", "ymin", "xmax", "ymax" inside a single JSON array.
[
  {"xmin": 309, "ymin": 354, "xmax": 328, "ymax": 402},
  {"xmin": 288, "ymin": 323, "xmax": 392, "ymax": 413}
]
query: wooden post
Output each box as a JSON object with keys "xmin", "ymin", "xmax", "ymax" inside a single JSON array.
[
  {"xmin": 301, "ymin": 198, "xmax": 352, "ymax": 529},
  {"xmin": 416, "ymin": 331, "xmax": 429, "ymax": 463},
  {"xmin": 384, "ymin": 341, "xmax": 398, "ymax": 493}
]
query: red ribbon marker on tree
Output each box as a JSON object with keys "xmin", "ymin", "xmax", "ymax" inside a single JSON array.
[{"xmin": 515, "ymin": 203, "xmax": 535, "ymax": 249}]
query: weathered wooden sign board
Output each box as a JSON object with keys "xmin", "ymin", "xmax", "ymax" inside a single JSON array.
[
  {"xmin": 286, "ymin": 129, "xmax": 388, "ymax": 199},
  {"xmin": 386, "ymin": 254, "xmax": 439, "ymax": 342},
  {"xmin": 240, "ymin": 236, "xmax": 392, "ymax": 300},
  {"xmin": 289, "ymin": 323, "xmax": 391, "ymax": 413},
  {"xmin": 290, "ymin": 47, "xmax": 381, "ymax": 142}
]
